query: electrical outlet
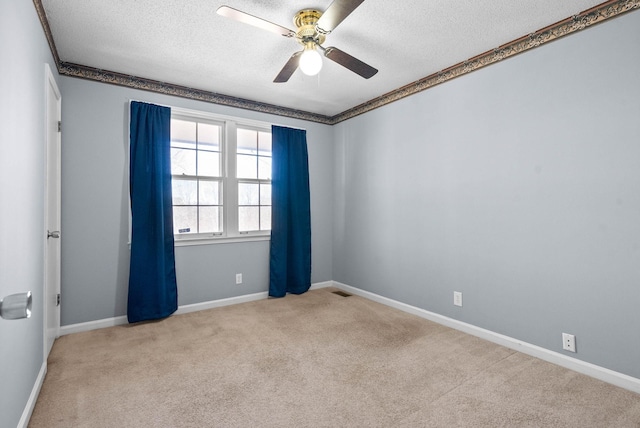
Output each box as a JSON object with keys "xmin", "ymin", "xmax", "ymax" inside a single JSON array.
[
  {"xmin": 453, "ymin": 291, "xmax": 463, "ymax": 307},
  {"xmin": 235, "ymin": 273, "xmax": 242, "ymax": 285},
  {"xmin": 562, "ymin": 333, "xmax": 576, "ymax": 353}
]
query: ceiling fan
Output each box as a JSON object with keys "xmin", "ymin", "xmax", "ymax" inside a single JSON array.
[{"xmin": 217, "ymin": 0, "xmax": 378, "ymax": 83}]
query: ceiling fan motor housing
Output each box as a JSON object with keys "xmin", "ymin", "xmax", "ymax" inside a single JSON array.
[{"xmin": 294, "ymin": 9, "xmax": 325, "ymax": 45}]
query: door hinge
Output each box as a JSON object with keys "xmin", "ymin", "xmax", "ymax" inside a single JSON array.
[
  {"xmin": 56, "ymin": 293, "xmax": 61, "ymax": 306},
  {"xmin": 57, "ymin": 121, "xmax": 62, "ymax": 132}
]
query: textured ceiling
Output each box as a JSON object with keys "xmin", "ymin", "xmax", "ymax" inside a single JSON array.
[{"xmin": 41, "ymin": 0, "xmax": 608, "ymax": 117}]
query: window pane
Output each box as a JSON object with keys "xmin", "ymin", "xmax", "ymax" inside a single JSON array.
[
  {"xmin": 238, "ymin": 182, "xmax": 259, "ymax": 205},
  {"xmin": 258, "ymin": 131, "xmax": 272, "ymax": 154},
  {"xmin": 171, "ymin": 148, "xmax": 196, "ymax": 176},
  {"xmin": 260, "ymin": 183, "xmax": 271, "ymax": 206},
  {"xmin": 198, "ymin": 151, "xmax": 220, "ymax": 177},
  {"xmin": 258, "ymin": 156, "xmax": 272, "ymax": 180},
  {"xmin": 237, "ymin": 128, "xmax": 257, "ymax": 154},
  {"xmin": 172, "ymin": 179, "xmax": 197, "ymax": 205},
  {"xmin": 198, "ymin": 122, "xmax": 220, "ymax": 152},
  {"xmin": 199, "ymin": 180, "xmax": 220, "ymax": 205},
  {"xmin": 260, "ymin": 206, "xmax": 271, "ymax": 231},
  {"xmin": 237, "ymin": 154, "xmax": 257, "ymax": 179},
  {"xmin": 239, "ymin": 206, "xmax": 259, "ymax": 232},
  {"xmin": 173, "ymin": 206, "xmax": 197, "ymax": 234},
  {"xmin": 171, "ymin": 119, "xmax": 196, "ymax": 149},
  {"xmin": 199, "ymin": 206, "xmax": 221, "ymax": 233}
]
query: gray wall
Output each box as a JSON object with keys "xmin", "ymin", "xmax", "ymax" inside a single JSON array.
[
  {"xmin": 3, "ymin": 5, "xmax": 638, "ymax": 425},
  {"xmin": 59, "ymin": 78, "xmax": 334, "ymax": 325},
  {"xmin": 333, "ymin": 10, "xmax": 640, "ymax": 379},
  {"xmin": 0, "ymin": 2, "xmax": 61, "ymax": 427}
]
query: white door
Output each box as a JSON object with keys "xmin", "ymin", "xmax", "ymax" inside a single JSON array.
[{"xmin": 44, "ymin": 64, "xmax": 61, "ymax": 358}]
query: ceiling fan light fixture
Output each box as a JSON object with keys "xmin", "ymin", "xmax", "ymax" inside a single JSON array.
[{"xmin": 299, "ymin": 45, "xmax": 323, "ymax": 76}]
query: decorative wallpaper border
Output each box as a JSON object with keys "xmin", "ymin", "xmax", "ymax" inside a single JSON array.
[
  {"xmin": 34, "ymin": 0, "xmax": 639, "ymax": 125},
  {"xmin": 333, "ymin": 0, "xmax": 640, "ymax": 123},
  {"xmin": 57, "ymin": 63, "xmax": 334, "ymax": 124},
  {"xmin": 33, "ymin": 0, "xmax": 60, "ymax": 68}
]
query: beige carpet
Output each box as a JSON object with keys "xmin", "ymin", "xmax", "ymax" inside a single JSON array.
[{"xmin": 30, "ymin": 287, "xmax": 640, "ymax": 427}]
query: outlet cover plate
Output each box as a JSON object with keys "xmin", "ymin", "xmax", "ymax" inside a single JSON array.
[
  {"xmin": 562, "ymin": 333, "xmax": 576, "ymax": 352},
  {"xmin": 453, "ymin": 291, "xmax": 463, "ymax": 307},
  {"xmin": 235, "ymin": 273, "xmax": 242, "ymax": 285}
]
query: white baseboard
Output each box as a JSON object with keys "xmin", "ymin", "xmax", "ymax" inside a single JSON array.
[
  {"xmin": 60, "ymin": 314, "xmax": 128, "ymax": 335},
  {"xmin": 174, "ymin": 291, "xmax": 267, "ymax": 316},
  {"xmin": 309, "ymin": 280, "xmax": 333, "ymax": 290},
  {"xmin": 332, "ymin": 281, "xmax": 640, "ymax": 395},
  {"xmin": 60, "ymin": 281, "xmax": 334, "ymax": 336},
  {"xmin": 56, "ymin": 280, "xmax": 640, "ymax": 394},
  {"xmin": 18, "ymin": 361, "xmax": 46, "ymax": 428}
]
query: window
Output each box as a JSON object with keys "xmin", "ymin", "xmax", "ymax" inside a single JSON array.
[
  {"xmin": 169, "ymin": 109, "xmax": 272, "ymax": 244},
  {"xmin": 170, "ymin": 118, "xmax": 223, "ymax": 235},
  {"xmin": 237, "ymin": 128, "xmax": 272, "ymax": 232}
]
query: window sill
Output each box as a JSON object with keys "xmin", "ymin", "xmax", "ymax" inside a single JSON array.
[{"xmin": 174, "ymin": 234, "xmax": 270, "ymax": 247}]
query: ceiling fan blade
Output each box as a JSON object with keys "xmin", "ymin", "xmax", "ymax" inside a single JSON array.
[
  {"xmin": 323, "ymin": 47, "xmax": 378, "ymax": 79},
  {"xmin": 274, "ymin": 51, "xmax": 302, "ymax": 83},
  {"xmin": 217, "ymin": 6, "xmax": 296, "ymax": 38},
  {"xmin": 316, "ymin": 0, "xmax": 365, "ymax": 34}
]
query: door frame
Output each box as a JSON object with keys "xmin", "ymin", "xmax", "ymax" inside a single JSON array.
[{"xmin": 44, "ymin": 63, "xmax": 61, "ymax": 359}]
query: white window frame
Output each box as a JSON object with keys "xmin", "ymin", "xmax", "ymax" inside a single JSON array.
[{"xmin": 171, "ymin": 107, "xmax": 272, "ymax": 246}]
